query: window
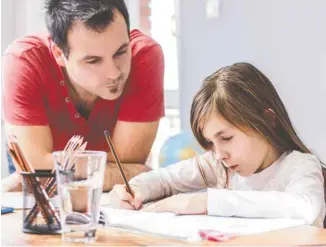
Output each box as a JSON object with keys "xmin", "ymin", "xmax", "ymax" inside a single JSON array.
[{"xmin": 126, "ymin": 0, "xmax": 181, "ymax": 168}]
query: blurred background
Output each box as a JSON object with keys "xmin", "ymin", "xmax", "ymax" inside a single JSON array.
[{"xmin": 1, "ymin": 0, "xmax": 326, "ymax": 176}]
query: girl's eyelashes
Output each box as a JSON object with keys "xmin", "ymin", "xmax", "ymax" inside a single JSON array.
[
  {"xmin": 204, "ymin": 139, "xmax": 214, "ymax": 148},
  {"xmin": 221, "ymin": 136, "xmax": 233, "ymax": 142},
  {"xmin": 204, "ymin": 136, "xmax": 232, "ymax": 149}
]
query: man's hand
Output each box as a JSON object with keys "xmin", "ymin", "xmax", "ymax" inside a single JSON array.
[
  {"xmin": 1, "ymin": 173, "xmax": 22, "ymax": 192},
  {"xmin": 141, "ymin": 192, "xmax": 208, "ymax": 215},
  {"xmin": 101, "ymin": 120, "xmax": 158, "ymax": 191},
  {"xmin": 103, "ymin": 162, "xmax": 151, "ymax": 191}
]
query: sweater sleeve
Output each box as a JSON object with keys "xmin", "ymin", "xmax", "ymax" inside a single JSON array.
[
  {"xmin": 207, "ymin": 154, "xmax": 325, "ymax": 225},
  {"xmin": 129, "ymin": 151, "xmax": 223, "ymax": 202}
]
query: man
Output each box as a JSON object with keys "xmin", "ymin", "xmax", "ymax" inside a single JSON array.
[{"xmin": 2, "ymin": 0, "xmax": 164, "ymax": 191}]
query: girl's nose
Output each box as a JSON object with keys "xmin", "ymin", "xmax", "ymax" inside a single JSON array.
[{"xmin": 213, "ymin": 148, "xmax": 228, "ymax": 162}]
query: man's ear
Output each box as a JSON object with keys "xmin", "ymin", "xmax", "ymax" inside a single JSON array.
[
  {"xmin": 50, "ymin": 42, "xmax": 66, "ymax": 67},
  {"xmin": 264, "ymin": 108, "xmax": 277, "ymax": 128}
]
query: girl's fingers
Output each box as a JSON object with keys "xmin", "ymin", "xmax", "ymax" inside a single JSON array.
[
  {"xmin": 119, "ymin": 190, "xmax": 134, "ymax": 202},
  {"xmin": 112, "ymin": 184, "xmax": 147, "ymax": 210},
  {"xmin": 113, "ymin": 184, "xmax": 134, "ymax": 202},
  {"xmin": 113, "ymin": 184, "xmax": 127, "ymax": 195},
  {"xmin": 129, "ymin": 186, "xmax": 145, "ymax": 209},
  {"xmin": 116, "ymin": 199, "xmax": 136, "ymax": 210},
  {"xmin": 131, "ymin": 197, "xmax": 143, "ymax": 209},
  {"xmin": 109, "ymin": 191, "xmax": 135, "ymax": 210}
]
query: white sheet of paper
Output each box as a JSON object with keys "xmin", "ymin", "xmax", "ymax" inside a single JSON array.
[{"xmin": 102, "ymin": 207, "xmax": 305, "ymax": 241}]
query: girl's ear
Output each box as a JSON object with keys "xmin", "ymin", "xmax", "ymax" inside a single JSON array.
[{"xmin": 264, "ymin": 108, "xmax": 277, "ymax": 128}]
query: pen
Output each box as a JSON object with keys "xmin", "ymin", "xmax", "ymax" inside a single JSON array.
[{"xmin": 104, "ymin": 130, "xmax": 134, "ymax": 197}]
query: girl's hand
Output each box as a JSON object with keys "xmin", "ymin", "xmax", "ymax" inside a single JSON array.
[
  {"xmin": 108, "ymin": 184, "xmax": 145, "ymax": 210},
  {"xmin": 141, "ymin": 192, "xmax": 208, "ymax": 215}
]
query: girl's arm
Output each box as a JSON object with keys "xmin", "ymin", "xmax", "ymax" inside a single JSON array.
[
  {"xmin": 129, "ymin": 151, "xmax": 222, "ymax": 202},
  {"xmin": 207, "ymin": 154, "xmax": 324, "ymax": 225}
]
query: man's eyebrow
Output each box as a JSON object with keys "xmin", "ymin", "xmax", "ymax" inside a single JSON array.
[
  {"xmin": 119, "ymin": 42, "xmax": 130, "ymax": 49},
  {"xmin": 81, "ymin": 55, "xmax": 101, "ymax": 61},
  {"xmin": 80, "ymin": 42, "xmax": 130, "ymax": 61},
  {"xmin": 115, "ymin": 42, "xmax": 130, "ymax": 53}
]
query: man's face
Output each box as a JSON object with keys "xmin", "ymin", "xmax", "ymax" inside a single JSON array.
[{"xmin": 63, "ymin": 11, "xmax": 131, "ymax": 100}]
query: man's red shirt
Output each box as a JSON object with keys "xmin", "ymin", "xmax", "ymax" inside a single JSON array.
[{"xmin": 3, "ymin": 29, "xmax": 164, "ymax": 151}]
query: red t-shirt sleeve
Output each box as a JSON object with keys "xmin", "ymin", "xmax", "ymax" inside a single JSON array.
[
  {"xmin": 118, "ymin": 44, "xmax": 165, "ymax": 122},
  {"xmin": 2, "ymin": 53, "xmax": 49, "ymax": 125}
]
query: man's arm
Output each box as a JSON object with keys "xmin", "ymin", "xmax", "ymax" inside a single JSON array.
[
  {"xmin": 4, "ymin": 120, "xmax": 159, "ymax": 192},
  {"xmin": 103, "ymin": 120, "xmax": 159, "ymax": 191},
  {"xmin": 103, "ymin": 163, "xmax": 151, "ymax": 191},
  {"xmin": 2, "ymin": 124, "xmax": 55, "ymax": 192},
  {"xmin": 3, "ymin": 48, "xmax": 56, "ymax": 167},
  {"xmin": 5, "ymin": 124, "xmax": 54, "ymax": 171}
]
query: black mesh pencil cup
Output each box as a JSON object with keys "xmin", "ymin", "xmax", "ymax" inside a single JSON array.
[{"xmin": 21, "ymin": 171, "xmax": 61, "ymax": 234}]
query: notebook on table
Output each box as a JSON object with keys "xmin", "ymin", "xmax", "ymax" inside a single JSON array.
[
  {"xmin": 100, "ymin": 207, "xmax": 306, "ymax": 241},
  {"xmin": 2, "ymin": 192, "xmax": 305, "ymax": 241}
]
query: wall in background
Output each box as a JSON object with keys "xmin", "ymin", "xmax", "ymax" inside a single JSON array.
[
  {"xmin": 2, "ymin": 0, "xmax": 46, "ymax": 54},
  {"xmin": 2, "ymin": 0, "xmax": 326, "ymax": 175},
  {"xmin": 176, "ymin": 0, "xmax": 326, "ymax": 160},
  {"xmin": 1, "ymin": 0, "xmax": 46, "ymax": 177},
  {"xmin": 1, "ymin": 0, "xmax": 14, "ymax": 55}
]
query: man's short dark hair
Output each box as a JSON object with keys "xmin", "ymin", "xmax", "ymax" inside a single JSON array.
[{"xmin": 44, "ymin": 0, "xmax": 130, "ymax": 57}]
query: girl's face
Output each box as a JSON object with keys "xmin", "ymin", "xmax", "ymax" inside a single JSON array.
[{"xmin": 202, "ymin": 110, "xmax": 280, "ymax": 177}]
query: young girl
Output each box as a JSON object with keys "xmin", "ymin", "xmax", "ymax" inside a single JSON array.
[{"xmin": 109, "ymin": 62, "xmax": 325, "ymax": 227}]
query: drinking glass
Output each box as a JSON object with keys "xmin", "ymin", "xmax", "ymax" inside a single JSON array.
[{"xmin": 53, "ymin": 150, "xmax": 107, "ymax": 243}]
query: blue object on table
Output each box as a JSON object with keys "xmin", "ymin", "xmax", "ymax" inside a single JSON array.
[
  {"xmin": 159, "ymin": 130, "xmax": 205, "ymax": 167},
  {"xmin": 1, "ymin": 206, "xmax": 14, "ymax": 214},
  {"xmin": 7, "ymin": 145, "xmax": 16, "ymax": 174}
]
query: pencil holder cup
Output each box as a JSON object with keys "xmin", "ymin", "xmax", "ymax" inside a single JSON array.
[{"xmin": 21, "ymin": 171, "xmax": 61, "ymax": 234}]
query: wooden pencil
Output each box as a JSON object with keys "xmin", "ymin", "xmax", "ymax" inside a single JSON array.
[
  {"xmin": 104, "ymin": 130, "xmax": 134, "ymax": 197},
  {"xmin": 8, "ymin": 139, "xmax": 60, "ymax": 227}
]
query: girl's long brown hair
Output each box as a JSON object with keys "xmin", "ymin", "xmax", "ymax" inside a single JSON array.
[{"xmin": 191, "ymin": 62, "xmax": 312, "ymax": 187}]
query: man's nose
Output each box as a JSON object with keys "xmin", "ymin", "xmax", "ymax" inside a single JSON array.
[{"xmin": 105, "ymin": 61, "xmax": 120, "ymax": 80}]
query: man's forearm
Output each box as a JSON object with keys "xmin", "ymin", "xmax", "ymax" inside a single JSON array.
[{"xmin": 103, "ymin": 162, "xmax": 151, "ymax": 191}]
